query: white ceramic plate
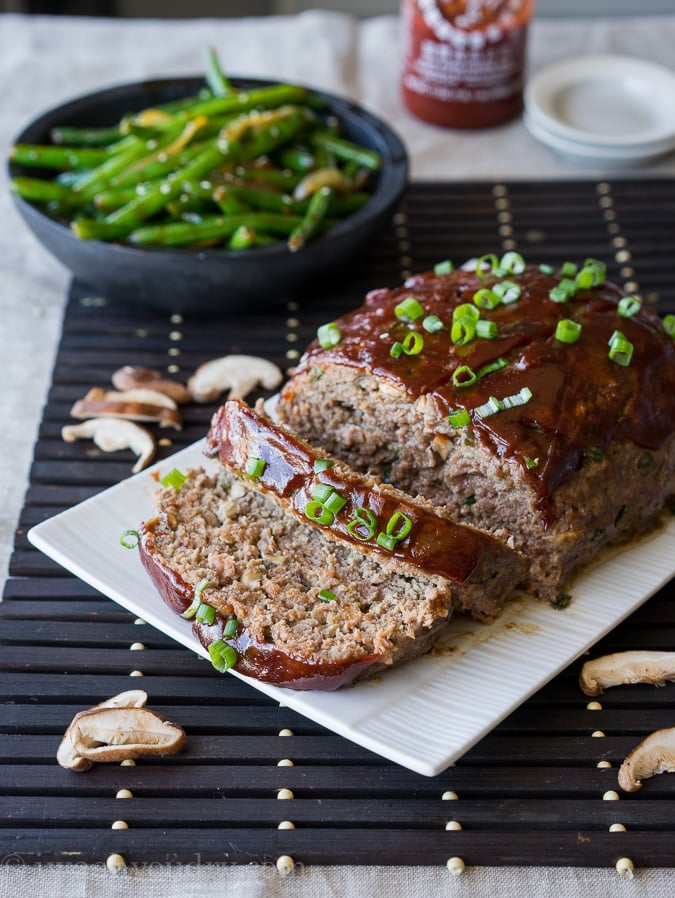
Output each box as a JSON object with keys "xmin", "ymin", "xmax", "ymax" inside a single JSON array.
[
  {"xmin": 524, "ymin": 110, "xmax": 675, "ymax": 166},
  {"xmin": 525, "ymin": 55, "xmax": 675, "ymax": 150},
  {"xmin": 28, "ymin": 440, "xmax": 675, "ymax": 777}
]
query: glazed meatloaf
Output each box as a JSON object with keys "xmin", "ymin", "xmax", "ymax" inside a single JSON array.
[
  {"xmin": 277, "ymin": 255, "xmax": 675, "ymax": 604},
  {"xmin": 139, "ymin": 399, "xmax": 525, "ymax": 690}
]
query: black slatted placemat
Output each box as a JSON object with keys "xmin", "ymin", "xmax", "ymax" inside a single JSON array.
[{"xmin": 2, "ymin": 180, "xmax": 675, "ymax": 870}]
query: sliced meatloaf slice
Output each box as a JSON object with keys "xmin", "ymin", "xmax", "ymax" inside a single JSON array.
[
  {"xmin": 277, "ymin": 259, "xmax": 675, "ymax": 604},
  {"xmin": 138, "ymin": 400, "xmax": 525, "ymax": 690}
]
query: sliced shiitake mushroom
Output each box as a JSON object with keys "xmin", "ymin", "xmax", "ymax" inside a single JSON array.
[
  {"xmin": 579, "ymin": 650, "xmax": 675, "ymax": 696},
  {"xmin": 69, "ymin": 706, "xmax": 186, "ymax": 762},
  {"xmin": 111, "ymin": 366, "xmax": 190, "ymax": 405},
  {"xmin": 618, "ymin": 727, "xmax": 675, "ymax": 792}
]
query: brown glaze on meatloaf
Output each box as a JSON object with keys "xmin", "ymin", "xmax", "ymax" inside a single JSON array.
[
  {"xmin": 138, "ymin": 401, "xmax": 525, "ymax": 690},
  {"xmin": 277, "ymin": 260, "xmax": 675, "ymax": 603}
]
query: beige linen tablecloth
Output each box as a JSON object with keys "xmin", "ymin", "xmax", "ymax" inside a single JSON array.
[{"xmin": 1, "ymin": 10, "xmax": 674, "ymax": 896}]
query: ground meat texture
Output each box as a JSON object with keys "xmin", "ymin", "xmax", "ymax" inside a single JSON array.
[
  {"xmin": 139, "ymin": 458, "xmax": 523, "ymax": 690},
  {"xmin": 277, "ymin": 263, "xmax": 675, "ymax": 603}
]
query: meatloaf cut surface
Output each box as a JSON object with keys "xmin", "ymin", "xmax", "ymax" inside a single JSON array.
[
  {"xmin": 139, "ymin": 400, "xmax": 525, "ymax": 690},
  {"xmin": 277, "ymin": 258, "xmax": 675, "ymax": 603}
]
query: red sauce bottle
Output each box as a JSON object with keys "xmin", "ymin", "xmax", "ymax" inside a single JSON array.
[{"xmin": 401, "ymin": 0, "xmax": 534, "ymax": 129}]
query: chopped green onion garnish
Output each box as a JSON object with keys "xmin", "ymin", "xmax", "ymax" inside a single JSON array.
[
  {"xmin": 395, "ymin": 296, "xmax": 424, "ymax": 322},
  {"xmin": 583, "ymin": 258, "xmax": 607, "ymax": 285},
  {"xmin": 608, "ymin": 331, "xmax": 634, "ymax": 366},
  {"xmin": 384, "ymin": 511, "xmax": 413, "ymax": 542},
  {"xmin": 376, "ymin": 533, "xmax": 397, "ymax": 551},
  {"xmin": 311, "ymin": 482, "xmax": 334, "ymax": 502},
  {"xmin": 473, "ymin": 288, "xmax": 500, "ymax": 310},
  {"xmin": 549, "ymin": 282, "xmax": 574, "ymax": 304},
  {"xmin": 451, "ymin": 320, "xmax": 476, "ymax": 346},
  {"xmin": 553, "ymin": 592, "xmax": 572, "ymax": 610},
  {"xmin": 318, "ymin": 588, "xmax": 337, "ymax": 602},
  {"xmin": 313, "ymin": 458, "xmax": 334, "ymax": 473},
  {"xmin": 119, "ymin": 529, "xmax": 139, "ymax": 549},
  {"xmin": 196, "ymin": 602, "xmax": 216, "ymax": 625},
  {"xmin": 161, "ymin": 468, "xmax": 186, "ymax": 490},
  {"xmin": 501, "ymin": 386, "xmax": 533, "ymax": 409},
  {"xmin": 323, "ymin": 491, "xmax": 347, "ymax": 514},
  {"xmin": 618, "ymin": 295, "xmax": 642, "ymax": 318},
  {"xmin": 554, "ymin": 319, "xmax": 582, "ymax": 344},
  {"xmin": 474, "ymin": 254, "xmax": 499, "ymax": 277},
  {"xmin": 452, "ymin": 365, "xmax": 477, "ymax": 388},
  {"xmin": 476, "ymin": 320, "xmax": 498, "ymax": 340},
  {"xmin": 663, "ymin": 313, "xmax": 675, "ymax": 338},
  {"xmin": 448, "ymin": 408, "xmax": 470, "ymax": 429},
  {"xmin": 245, "ymin": 456, "xmax": 266, "ymax": 479},
  {"xmin": 493, "ymin": 280, "xmax": 521, "ymax": 304},
  {"xmin": 180, "ymin": 595, "xmax": 202, "ymax": 620},
  {"xmin": 317, "ymin": 321, "xmax": 341, "ymax": 349},
  {"xmin": 574, "ymin": 266, "xmax": 595, "ymax": 290},
  {"xmin": 499, "ymin": 251, "xmax": 526, "ymax": 275},
  {"xmin": 208, "ymin": 639, "xmax": 237, "ymax": 673},
  {"xmin": 474, "ymin": 396, "xmax": 502, "ymax": 419},
  {"xmin": 304, "ymin": 500, "xmax": 334, "ymax": 526},
  {"xmin": 476, "ymin": 357, "xmax": 508, "ymax": 379},
  {"xmin": 434, "ymin": 259, "xmax": 454, "ymax": 275},
  {"xmin": 391, "ymin": 333, "xmax": 425, "ymax": 356},
  {"xmin": 223, "ymin": 618, "xmax": 239, "ymax": 638},
  {"xmin": 585, "ymin": 446, "xmax": 604, "ymax": 462},
  {"xmin": 346, "ymin": 507, "xmax": 377, "ymax": 541},
  {"xmin": 195, "ymin": 578, "xmax": 209, "ymax": 598},
  {"xmin": 423, "ymin": 314, "xmax": 444, "ymax": 333},
  {"xmin": 560, "ymin": 261, "xmax": 578, "ymax": 278},
  {"xmin": 453, "ymin": 303, "xmax": 480, "ymax": 323},
  {"xmin": 524, "ymin": 456, "xmax": 539, "ymax": 469},
  {"xmin": 539, "ymin": 263, "xmax": 554, "ymax": 275},
  {"xmin": 390, "ymin": 341, "xmax": 403, "ymax": 358}
]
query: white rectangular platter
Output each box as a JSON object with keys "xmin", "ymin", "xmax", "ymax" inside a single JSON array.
[{"xmin": 28, "ymin": 439, "xmax": 675, "ymax": 776}]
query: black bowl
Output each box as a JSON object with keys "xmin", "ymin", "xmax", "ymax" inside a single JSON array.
[{"xmin": 8, "ymin": 77, "xmax": 408, "ymax": 316}]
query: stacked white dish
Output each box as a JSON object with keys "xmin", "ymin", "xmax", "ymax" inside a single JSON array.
[{"xmin": 524, "ymin": 55, "xmax": 675, "ymax": 166}]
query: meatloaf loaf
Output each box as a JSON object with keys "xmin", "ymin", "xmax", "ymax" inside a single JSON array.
[
  {"xmin": 139, "ymin": 399, "xmax": 525, "ymax": 690},
  {"xmin": 277, "ymin": 255, "xmax": 675, "ymax": 604}
]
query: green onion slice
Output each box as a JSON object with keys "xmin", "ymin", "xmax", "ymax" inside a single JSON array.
[
  {"xmin": 560, "ymin": 261, "xmax": 578, "ymax": 278},
  {"xmin": 539, "ymin": 263, "xmax": 554, "ymax": 275},
  {"xmin": 317, "ymin": 321, "xmax": 341, "ymax": 349},
  {"xmin": 245, "ymin": 456, "xmax": 266, "ymax": 479},
  {"xmin": 423, "ymin": 314, "xmax": 444, "ymax": 333},
  {"xmin": 304, "ymin": 500, "xmax": 334, "ymax": 526},
  {"xmin": 474, "ymin": 254, "xmax": 499, "ymax": 277},
  {"xmin": 476, "ymin": 357, "xmax": 508, "ymax": 379},
  {"xmin": 451, "ymin": 320, "xmax": 475, "ymax": 346},
  {"xmin": 664, "ymin": 313, "xmax": 675, "ymax": 338},
  {"xmin": 499, "ymin": 251, "xmax": 526, "ymax": 275},
  {"xmin": 401, "ymin": 331, "xmax": 424, "ymax": 355},
  {"xmin": 452, "ymin": 365, "xmax": 477, "ymax": 388},
  {"xmin": 196, "ymin": 602, "xmax": 216, "ymax": 625},
  {"xmin": 119, "ymin": 529, "xmax": 139, "ymax": 549},
  {"xmin": 180, "ymin": 595, "xmax": 202, "ymax": 620},
  {"xmin": 208, "ymin": 639, "xmax": 237, "ymax": 673},
  {"xmin": 453, "ymin": 303, "xmax": 480, "ymax": 323},
  {"xmin": 323, "ymin": 491, "xmax": 347, "ymax": 514},
  {"xmin": 390, "ymin": 341, "xmax": 403, "ymax": 358},
  {"xmin": 314, "ymin": 458, "xmax": 334, "ymax": 473},
  {"xmin": 608, "ymin": 332, "xmax": 634, "ymax": 366},
  {"xmin": 384, "ymin": 511, "xmax": 413, "ymax": 542},
  {"xmin": 473, "ymin": 288, "xmax": 500, "ymax": 310},
  {"xmin": 448, "ymin": 408, "xmax": 470, "ymax": 429},
  {"xmin": 376, "ymin": 533, "xmax": 397, "ymax": 551},
  {"xmin": 554, "ymin": 319, "xmax": 582, "ymax": 344},
  {"xmin": 524, "ymin": 456, "xmax": 539, "ymax": 469},
  {"xmin": 502, "ymin": 386, "xmax": 533, "ymax": 409},
  {"xmin": 311, "ymin": 482, "xmax": 334, "ymax": 502},
  {"xmin": 223, "ymin": 618, "xmax": 239, "ymax": 638},
  {"xmin": 583, "ymin": 258, "xmax": 607, "ymax": 285},
  {"xmin": 574, "ymin": 266, "xmax": 595, "ymax": 290},
  {"xmin": 318, "ymin": 588, "xmax": 337, "ymax": 602},
  {"xmin": 346, "ymin": 507, "xmax": 377, "ymax": 541},
  {"xmin": 549, "ymin": 282, "xmax": 574, "ymax": 304},
  {"xmin": 493, "ymin": 280, "xmax": 521, "ymax": 304},
  {"xmin": 476, "ymin": 320, "xmax": 498, "ymax": 340},
  {"xmin": 434, "ymin": 259, "xmax": 454, "ymax": 275},
  {"xmin": 474, "ymin": 396, "xmax": 502, "ymax": 419},
  {"xmin": 618, "ymin": 295, "xmax": 642, "ymax": 318},
  {"xmin": 161, "ymin": 468, "xmax": 186, "ymax": 490},
  {"xmin": 394, "ymin": 296, "xmax": 424, "ymax": 322}
]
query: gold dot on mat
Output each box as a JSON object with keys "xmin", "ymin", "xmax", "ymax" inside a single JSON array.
[
  {"xmin": 603, "ymin": 790, "xmax": 620, "ymax": 801},
  {"xmin": 278, "ymin": 821, "xmax": 295, "ymax": 830},
  {"xmin": 111, "ymin": 820, "xmax": 128, "ymax": 830},
  {"xmin": 615, "ymin": 857, "xmax": 634, "ymax": 879},
  {"xmin": 497, "ymin": 210, "xmax": 512, "ymax": 223},
  {"xmin": 170, "ymin": 313, "xmax": 183, "ymax": 324},
  {"xmin": 612, "ymin": 235, "xmax": 627, "ymax": 248},
  {"xmin": 286, "ymin": 318, "xmax": 300, "ymax": 328},
  {"xmin": 610, "ymin": 823, "xmax": 627, "ymax": 832},
  {"xmin": 286, "ymin": 301, "xmax": 300, "ymax": 312},
  {"xmin": 167, "ymin": 364, "xmax": 181, "ymax": 374},
  {"xmin": 286, "ymin": 349, "xmax": 300, "ymax": 360},
  {"xmin": 277, "ymin": 788, "xmax": 294, "ymax": 800},
  {"xmin": 445, "ymin": 821, "xmax": 462, "ymax": 831},
  {"xmin": 596, "ymin": 182, "xmax": 611, "ymax": 194},
  {"xmin": 158, "ymin": 438, "xmax": 173, "ymax": 447},
  {"xmin": 492, "ymin": 184, "xmax": 508, "ymax": 197},
  {"xmin": 596, "ymin": 761, "xmax": 612, "ymax": 769},
  {"xmin": 607, "ymin": 222, "xmax": 620, "ymax": 233},
  {"xmin": 275, "ymin": 855, "xmax": 295, "ymax": 877},
  {"xmin": 502, "ymin": 238, "xmax": 517, "ymax": 251},
  {"xmin": 623, "ymin": 281, "xmax": 640, "ymax": 293},
  {"xmin": 116, "ymin": 789, "xmax": 133, "ymax": 799},
  {"xmin": 129, "ymin": 643, "xmax": 145, "ymax": 651},
  {"xmin": 446, "ymin": 857, "xmax": 465, "ymax": 877},
  {"xmin": 599, "ymin": 195, "xmax": 613, "ymax": 208},
  {"xmin": 586, "ymin": 701, "xmax": 602, "ymax": 710},
  {"xmin": 277, "ymin": 759, "xmax": 294, "ymax": 767},
  {"xmin": 106, "ymin": 853, "xmax": 126, "ymax": 875},
  {"xmin": 168, "ymin": 347, "xmax": 181, "ymax": 357},
  {"xmin": 169, "ymin": 331, "xmax": 183, "ymax": 341},
  {"xmin": 615, "ymin": 249, "xmax": 631, "ymax": 263},
  {"xmin": 591, "ymin": 730, "xmax": 606, "ymax": 738},
  {"xmin": 278, "ymin": 729, "xmax": 294, "ymax": 737},
  {"xmin": 494, "ymin": 197, "xmax": 510, "ymax": 210},
  {"xmin": 603, "ymin": 209, "xmax": 617, "ymax": 221},
  {"xmin": 135, "ymin": 329, "xmax": 148, "ymax": 338},
  {"xmin": 129, "ymin": 670, "xmax": 144, "ymax": 677},
  {"xmin": 120, "ymin": 759, "xmax": 136, "ymax": 767},
  {"xmin": 441, "ymin": 791, "xmax": 458, "ymax": 801},
  {"xmin": 286, "ymin": 333, "xmax": 299, "ymax": 342}
]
